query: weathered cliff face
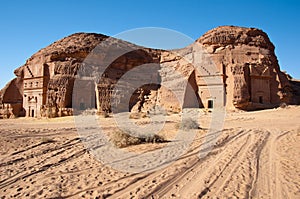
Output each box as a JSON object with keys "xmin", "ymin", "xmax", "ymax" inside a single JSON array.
[
  {"xmin": 196, "ymin": 26, "xmax": 292, "ymax": 110},
  {"xmin": 140, "ymin": 26, "xmax": 294, "ymax": 112},
  {"xmin": 0, "ymin": 66, "xmax": 24, "ymax": 118},
  {"xmin": 0, "ymin": 26, "xmax": 297, "ymax": 118},
  {"xmin": 17, "ymin": 33, "xmax": 110, "ymax": 117},
  {"xmin": 290, "ymin": 79, "xmax": 300, "ymax": 104},
  {"xmin": 285, "ymin": 73, "xmax": 300, "ymax": 105},
  {"xmin": 0, "ymin": 78, "xmax": 23, "ymax": 118}
]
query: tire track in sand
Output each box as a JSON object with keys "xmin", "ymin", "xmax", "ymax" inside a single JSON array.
[
  {"xmin": 109, "ymin": 129, "xmax": 250, "ymax": 198},
  {"xmin": 250, "ymin": 130, "xmax": 300, "ymax": 199},
  {"xmin": 150, "ymin": 130, "xmax": 270, "ymax": 199}
]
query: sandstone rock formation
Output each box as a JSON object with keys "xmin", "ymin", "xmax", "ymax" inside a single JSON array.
[
  {"xmin": 0, "ymin": 26, "xmax": 298, "ymax": 118},
  {"xmin": 0, "ymin": 72, "xmax": 23, "ymax": 118},
  {"xmin": 284, "ymin": 74, "xmax": 300, "ymax": 105},
  {"xmin": 196, "ymin": 26, "xmax": 293, "ymax": 110}
]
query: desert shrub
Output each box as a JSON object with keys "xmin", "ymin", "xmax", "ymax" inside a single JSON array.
[
  {"xmin": 177, "ymin": 117, "xmax": 200, "ymax": 130},
  {"xmin": 142, "ymin": 134, "xmax": 166, "ymax": 143},
  {"xmin": 129, "ymin": 112, "xmax": 147, "ymax": 119},
  {"xmin": 110, "ymin": 131, "xmax": 141, "ymax": 148},
  {"xmin": 279, "ymin": 102, "xmax": 288, "ymax": 109},
  {"xmin": 97, "ymin": 111, "xmax": 110, "ymax": 118},
  {"xmin": 148, "ymin": 106, "xmax": 168, "ymax": 116},
  {"xmin": 41, "ymin": 137, "xmax": 55, "ymax": 144},
  {"xmin": 110, "ymin": 130, "xmax": 167, "ymax": 148},
  {"xmin": 81, "ymin": 109, "xmax": 97, "ymax": 115}
]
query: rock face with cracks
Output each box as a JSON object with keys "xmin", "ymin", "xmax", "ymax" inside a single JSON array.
[{"xmin": 0, "ymin": 26, "xmax": 297, "ymax": 118}]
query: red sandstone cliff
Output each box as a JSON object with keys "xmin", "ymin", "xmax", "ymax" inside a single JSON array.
[{"xmin": 0, "ymin": 26, "xmax": 298, "ymax": 118}]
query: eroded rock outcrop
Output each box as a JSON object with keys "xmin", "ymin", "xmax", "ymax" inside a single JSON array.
[
  {"xmin": 0, "ymin": 26, "xmax": 297, "ymax": 118},
  {"xmin": 196, "ymin": 26, "xmax": 293, "ymax": 110},
  {"xmin": 0, "ymin": 69, "xmax": 24, "ymax": 118},
  {"xmin": 8, "ymin": 33, "xmax": 109, "ymax": 118}
]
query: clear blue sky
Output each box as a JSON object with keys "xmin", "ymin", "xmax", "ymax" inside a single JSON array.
[{"xmin": 0, "ymin": 0, "xmax": 299, "ymax": 88}]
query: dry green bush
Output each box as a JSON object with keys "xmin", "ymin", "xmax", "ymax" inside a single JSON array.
[
  {"xmin": 41, "ymin": 137, "xmax": 56, "ymax": 144},
  {"xmin": 97, "ymin": 111, "xmax": 110, "ymax": 118},
  {"xmin": 176, "ymin": 117, "xmax": 200, "ymax": 130},
  {"xmin": 110, "ymin": 130, "xmax": 167, "ymax": 148},
  {"xmin": 129, "ymin": 112, "xmax": 147, "ymax": 119}
]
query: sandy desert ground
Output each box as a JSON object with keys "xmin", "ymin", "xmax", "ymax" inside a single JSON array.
[{"xmin": 0, "ymin": 106, "xmax": 299, "ymax": 199}]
